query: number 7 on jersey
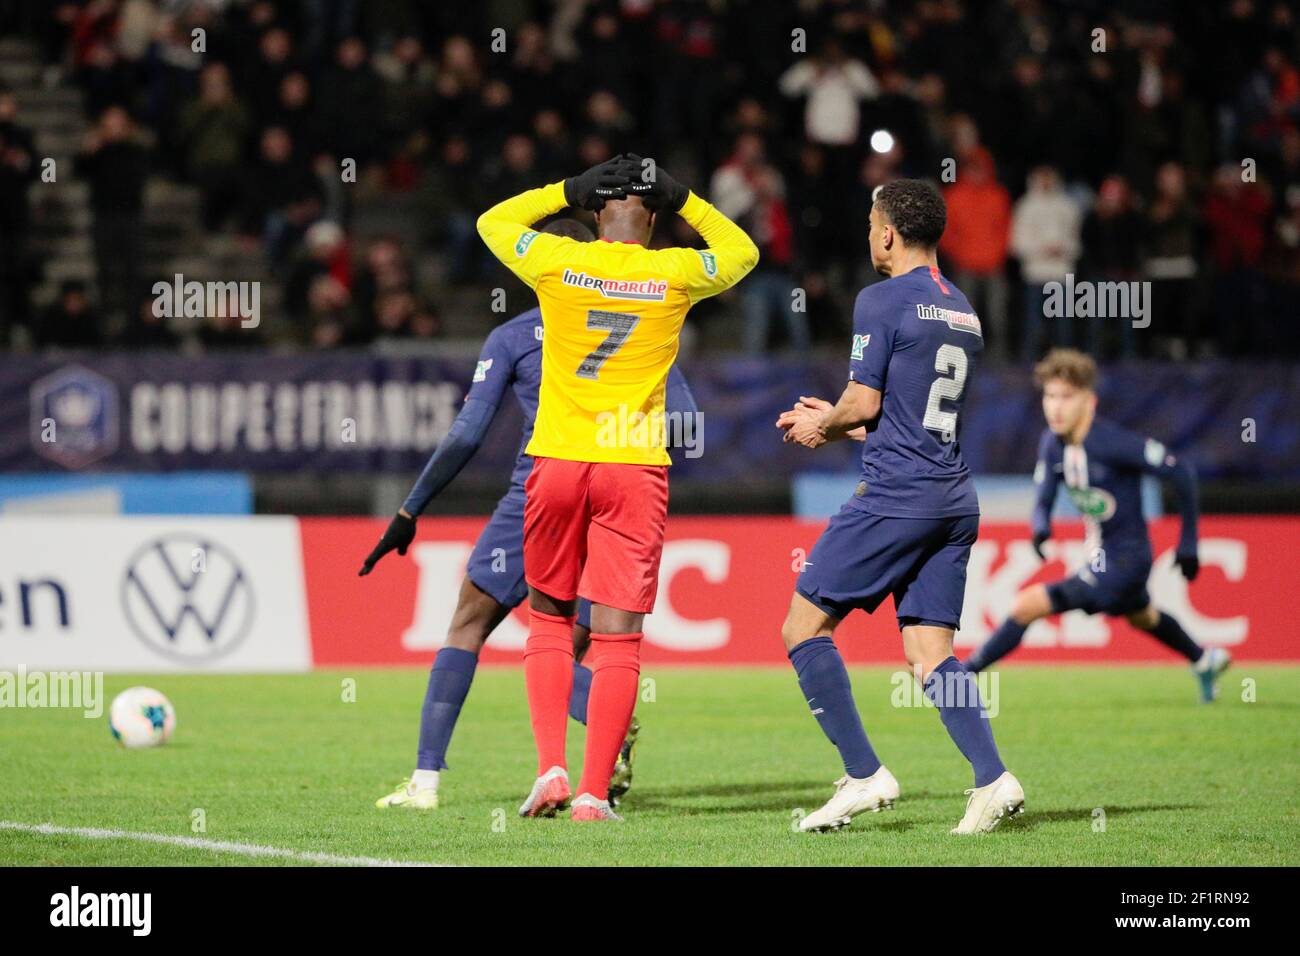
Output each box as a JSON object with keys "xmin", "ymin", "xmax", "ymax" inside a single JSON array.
[{"xmin": 576, "ymin": 309, "xmax": 640, "ymax": 380}]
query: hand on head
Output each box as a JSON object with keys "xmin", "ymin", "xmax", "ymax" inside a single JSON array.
[{"xmin": 564, "ymin": 153, "xmax": 690, "ymax": 213}]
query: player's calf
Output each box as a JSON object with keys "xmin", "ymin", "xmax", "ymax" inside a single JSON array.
[
  {"xmin": 787, "ymin": 633, "xmax": 883, "ymax": 784},
  {"xmin": 915, "ymin": 643, "xmax": 1019, "ymax": 831},
  {"xmin": 574, "ymin": 632, "xmax": 641, "ymax": 803},
  {"xmin": 964, "ymin": 585, "xmax": 1051, "ymax": 672}
]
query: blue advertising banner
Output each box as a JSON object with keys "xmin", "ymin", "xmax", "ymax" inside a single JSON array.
[
  {"xmin": 672, "ymin": 358, "xmax": 1300, "ymax": 484},
  {"xmin": 0, "ymin": 473, "xmax": 252, "ymax": 514},
  {"xmin": 0, "ymin": 351, "xmax": 483, "ymax": 473},
  {"xmin": 1, "ymin": 353, "xmax": 1297, "ymax": 481}
]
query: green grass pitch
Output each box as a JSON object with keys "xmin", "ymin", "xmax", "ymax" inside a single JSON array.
[{"xmin": 2, "ymin": 665, "xmax": 1297, "ymax": 866}]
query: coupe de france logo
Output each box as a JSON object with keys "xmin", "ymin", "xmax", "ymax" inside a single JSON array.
[
  {"xmin": 121, "ymin": 534, "xmax": 255, "ymax": 664},
  {"xmin": 29, "ymin": 365, "xmax": 119, "ymax": 469},
  {"xmin": 851, "ymin": 334, "xmax": 871, "ymax": 360}
]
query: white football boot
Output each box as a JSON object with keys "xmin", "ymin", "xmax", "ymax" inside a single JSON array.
[
  {"xmin": 518, "ymin": 765, "xmax": 571, "ymax": 818},
  {"xmin": 799, "ymin": 766, "xmax": 900, "ymax": 832},
  {"xmin": 951, "ymin": 771, "xmax": 1025, "ymax": 834},
  {"xmin": 1193, "ymin": 647, "xmax": 1232, "ymax": 703},
  {"xmin": 570, "ymin": 793, "xmax": 623, "ymax": 822}
]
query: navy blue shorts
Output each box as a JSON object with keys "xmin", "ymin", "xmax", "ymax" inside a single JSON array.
[
  {"xmin": 796, "ymin": 506, "xmax": 979, "ymax": 630},
  {"xmin": 465, "ymin": 486, "xmax": 591, "ymax": 628},
  {"xmin": 1047, "ymin": 560, "xmax": 1151, "ymax": 617}
]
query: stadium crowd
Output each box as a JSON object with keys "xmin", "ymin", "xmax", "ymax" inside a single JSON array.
[{"xmin": 0, "ymin": 0, "xmax": 1297, "ymax": 359}]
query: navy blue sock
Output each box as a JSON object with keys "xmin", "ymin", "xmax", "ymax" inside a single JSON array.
[
  {"xmin": 924, "ymin": 657, "xmax": 1006, "ymax": 788},
  {"xmin": 416, "ymin": 647, "xmax": 477, "ymax": 771},
  {"xmin": 964, "ymin": 618, "xmax": 1028, "ymax": 672},
  {"xmin": 569, "ymin": 662, "xmax": 593, "ymax": 724},
  {"xmin": 1145, "ymin": 612, "xmax": 1203, "ymax": 663},
  {"xmin": 788, "ymin": 636, "xmax": 881, "ymax": 779}
]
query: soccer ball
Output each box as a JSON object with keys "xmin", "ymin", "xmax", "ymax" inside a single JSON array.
[{"xmin": 109, "ymin": 687, "xmax": 176, "ymax": 749}]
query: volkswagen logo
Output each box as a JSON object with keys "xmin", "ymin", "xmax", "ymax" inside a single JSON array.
[{"xmin": 120, "ymin": 533, "xmax": 255, "ymax": 663}]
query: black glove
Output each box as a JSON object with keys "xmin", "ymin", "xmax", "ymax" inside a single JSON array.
[
  {"xmin": 1176, "ymin": 551, "xmax": 1200, "ymax": 582},
  {"xmin": 359, "ymin": 513, "xmax": 416, "ymax": 576},
  {"xmin": 563, "ymin": 157, "xmax": 633, "ymax": 211},
  {"xmin": 1031, "ymin": 531, "xmax": 1049, "ymax": 561},
  {"xmin": 620, "ymin": 152, "xmax": 689, "ymax": 212}
]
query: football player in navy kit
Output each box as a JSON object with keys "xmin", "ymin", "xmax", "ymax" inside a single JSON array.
[
  {"xmin": 963, "ymin": 348, "xmax": 1230, "ymax": 704},
  {"xmin": 777, "ymin": 180, "xmax": 1022, "ymax": 835}
]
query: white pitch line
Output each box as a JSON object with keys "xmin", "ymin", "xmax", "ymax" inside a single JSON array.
[{"xmin": 0, "ymin": 821, "xmax": 450, "ymax": 867}]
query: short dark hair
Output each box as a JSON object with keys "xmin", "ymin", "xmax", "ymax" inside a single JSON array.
[
  {"xmin": 542, "ymin": 217, "xmax": 595, "ymax": 242},
  {"xmin": 873, "ymin": 179, "xmax": 946, "ymax": 248}
]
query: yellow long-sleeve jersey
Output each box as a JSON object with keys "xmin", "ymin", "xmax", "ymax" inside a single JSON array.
[{"xmin": 477, "ymin": 181, "xmax": 758, "ymax": 465}]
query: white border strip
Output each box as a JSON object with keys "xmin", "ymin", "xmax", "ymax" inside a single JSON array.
[{"xmin": 0, "ymin": 821, "xmax": 449, "ymax": 867}]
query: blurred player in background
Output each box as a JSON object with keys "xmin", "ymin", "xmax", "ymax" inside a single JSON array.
[
  {"xmin": 360, "ymin": 219, "xmax": 700, "ymax": 810},
  {"xmin": 477, "ymin": 154, "xmax": 757, "ymax": 820},
  {"xmin": 778, "ymin": 179, "xmax": 1022, "ymax": 835},
  {"xmin": 963, "ymin": 349, "xmax": 1230, "ymax": 701}
]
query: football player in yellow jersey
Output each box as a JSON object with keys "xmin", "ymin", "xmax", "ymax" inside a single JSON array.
[{"xmin": 477, "ymin": 155, "xmax": 757, "ymax": 820}]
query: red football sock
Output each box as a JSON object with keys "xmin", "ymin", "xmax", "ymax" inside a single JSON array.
[
  {"xmin": 524, "ymin": 609, "xmax": 576, "ymax": 775},
  {"xmin": 577, "ymin": 632, "xmax": 642, "ymax": 800}
]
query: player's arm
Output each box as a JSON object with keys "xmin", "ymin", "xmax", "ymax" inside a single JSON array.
[
  {"xmin": 782, "ymin": 286, "xmax": 890, "ymax": 449},
  {"xmin": 777, "ymin": 395, "xmax": 867, "ymax": 441},
  {"xmin": 1140, "ymin": 439, "xmax": 1200, "ymax": 580},
  {"xmin": 1029, "ymin": 430, "xmax": 1060, "ymax": 560},
  {"xmin": 476, "ymin": 158, "xmax": 632, "ymax": 286},
  {"xmin": 785, "ymin": 380, "xmax": 880, "ymax": 449},
  {"xmin": 673, "ymin": 191, "xmax": 760, "ymax": 302},
  {"xmin": 359, "ymin": 333, "xmax": 513, "ymax": 576},
  {"xmin": 664, "ymin": 364, "xmax": 701, "ymax": 451},
  {"xmin": 475, "ymin": 182, "xmax": 571, "ymax": 289},
  {"xmin": 622, "ymin": 156, "xmax": 758, "ymax": 301},
  {"xmin": 1106, "ymin": 431, "xmax": 1201, "ymax": 580},
  {"xmin": 400, "ymin": 401, "xmax": 497, "ymax": 516},
  {"xmin": 665, "ymin": 364, "xmax": 699, "ymax": 418}
]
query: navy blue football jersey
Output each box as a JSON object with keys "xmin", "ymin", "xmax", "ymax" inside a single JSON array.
[
  {"xmin": 846, "ymin": 265, "xmax": 983, "ymax": 518},
  {"xmin": 1031, "ymin": 416, "xmax": 1199, "ymax": 563},
  {"xmin": 463, "ymin": 308, "xmax": 545, "ymax": 489}
]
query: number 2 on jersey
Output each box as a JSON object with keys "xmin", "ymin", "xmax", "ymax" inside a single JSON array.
[
  {"xmin": 922, "ymin": 343, "xmax": 967, "ymax": 435},
  {"xmin": 576, "ymin": 309, "xmax": 640, "ymax": 380}
]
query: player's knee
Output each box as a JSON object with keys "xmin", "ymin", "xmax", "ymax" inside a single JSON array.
[
  {"xmin": 1126, "ymin": 606, "xmax": 1159, "ymax": 630},
  {"xmin": 903, "ymin": 645, "xmax": 947, "ymax": 681},
  {"xmin": 780, "ymin": 615, "xmax": 814, "ymax": 652},
  {"xmin": 446, "ymin": 588, "xmax": 504, "ymax": 651},
  {"xmin": 572, "ymin": 624, "xmax": 591, "ymax": 662},
  {"xmin": 1010, "ymin": 589, "xmax": 1042, "ymax": 625},
  {"xmin": 444, "ymin": 623, "xmax": 490, "ymax": 652}
]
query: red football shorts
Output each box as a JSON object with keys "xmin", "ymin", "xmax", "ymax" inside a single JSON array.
[{"xmin": 523, "ymin": 457, "xmax": 669, "ymax": 613}]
